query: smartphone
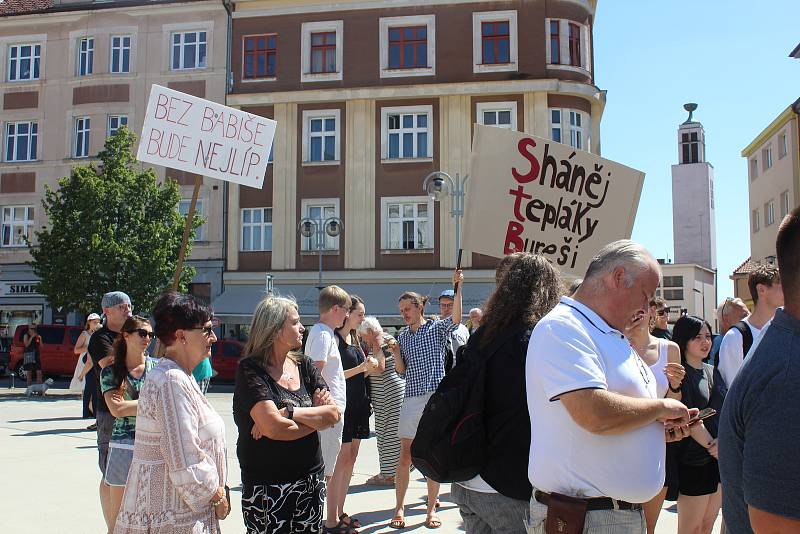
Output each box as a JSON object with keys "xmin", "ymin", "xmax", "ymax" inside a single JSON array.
[{"xmin": 688, "ymin": 407, "xmax": 716, "ymax": 425}]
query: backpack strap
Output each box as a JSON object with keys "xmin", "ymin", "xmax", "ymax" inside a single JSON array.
[{"xmin": 732, "ymin": 321, "xmax": 754, "ymax": 358}]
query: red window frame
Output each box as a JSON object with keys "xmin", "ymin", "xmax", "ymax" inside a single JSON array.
[
  {"xmin": 388, "ymin": 26, "xmax": 427, "ymax": 69},
  {"xmin": 549, "ymin": 20, "xmax": 560, "ymax": 64},
  {"xmin": 243, "ymin": 34, "xmax": 276, "ymax": 79},
  {"xmin": 310, "ymin": 31, "xmax": 336, "ymax": 73},
  {"xmin": 568, "ymin": 23, "xmax": 581, "ymax": 67},
  {"xmin": 481, "ymin": 21, "xmax": 510, "ymax": 65}
]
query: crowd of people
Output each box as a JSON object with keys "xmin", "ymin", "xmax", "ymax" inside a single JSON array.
[{"xmin": 64, "ymin": 207, "xmax": 800, "ymax": 534}]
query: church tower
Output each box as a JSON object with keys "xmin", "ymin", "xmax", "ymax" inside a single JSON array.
[{"xmin": 672, "ymin": 103, "xmax": 717, "ymax": 270}]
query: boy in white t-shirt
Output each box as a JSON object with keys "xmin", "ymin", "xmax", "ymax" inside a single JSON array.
[{"xmin": 304, "ymin": 285, "xmax": 350, "ymax": 531}]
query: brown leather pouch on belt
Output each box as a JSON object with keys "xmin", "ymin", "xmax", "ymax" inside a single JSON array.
[{"xmin": 544, "ymin": 493, "xmax": 589, "ymax": 534}]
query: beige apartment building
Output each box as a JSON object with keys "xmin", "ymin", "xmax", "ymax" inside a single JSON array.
[
  {"xmin": 0, "ymin": 0, "xmax": 228, "ymax": 336},
  {"xmin": 215, "ymin": 0, "xmax": 605, "ymax": 328}
]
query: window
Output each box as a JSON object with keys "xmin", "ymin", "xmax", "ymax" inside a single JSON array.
[
  {"xmin": 472, "ymin": 11, "xmax": 517, "ymax": 73},
  {"xmin": 765, "ymin": 200, "xmax": 775, "ymax": 226},
  {"xmin": 548, "ymin": 20, "xmax": 560, "ymax": 64},
  {"xmin": 752, "ymin": 208, "xmax": 760, "ymax": 232},
  {"xmin": 1, "ymin": 206, "xmax": 34, "ymax": 247},
  {"xmin": 240, "ymin": 208, "xmax": 273, "ymax": 251},
  {"xmin": 476, "ymin": 101, "xmax": 517, "ymax": 130},
  {"xmin": 4, "ymin": 121, "xmax": 38, "ymax": 162},
  {"xmin": 568, "ymin": 23, "xmax": 581, "ymax": 67},
  {"xmin": 382, "ymin": 197, "xmax": 433, "ymax": 250},
  {"xmin": 749, "ymin": 158, "xmax": 758, "ymax": 180},
  {"xmin": 179, "ymin": 199, "xmax": 206, "ymax": 241},
  {"xmin": 301, "ymin": 21, "xmax": 343, "ymax": 82},
  {"xmin": 389, "ymin": 27, "xmax": 427, "ymax": 69},
  {"xmin": 661, "ymin": 276, "xmax": 684, "ymax": 302},
  {"xmin": 8, "ymin": 43, "xmax": 41, "ymax": 81},
  {"xmin": 549, "ymin": 108, "xmax": 590, "ymax": 150},
  {"xmin": 302, "ymin": 110, "xmax": 340, "ymax": 163},
  {"xmin": 663, "ymin": 275, "xmax": 683, "ymax": 288},
  {"xmin": 663, "ymin": 289, "xmax": 684, "ymax": 301},
  {"xmin": 762, "ymin": 146, "xmax": 773, "ymax": 170},
  {"xmin": 569, "ymin": 111, "xmax": 585, "ymax": 150},
  {"xmin": 380, "ymin": 15, "xmax": 435, "ymax": 77},
  {"xmin": 382, "ymin": 106, "xmax": 432, "ymax": 160},
  {"xmin": 545, "ymin": 19, "xmax": 590, "ymax": 71},
  {"xmin": 779, "ymin": 133, "xmax": 788, "ymax": 159},
  {"xmin": 243, "ymin": 35, "xmax": 276, "ymax": 79},
  {"xmin": 550, "ymin": 109, "xmax": 562, "ymax": 143},
  {"xmin": 301, "ymin": 200, "xmax": 339, "ymax": 251},
  {"xmin": 171, "ymin": 31, "xmax": 207, "ymax": 70},
  {"xmin": 74, "ymin": 117, "xmax": 90, "ymax": 158},
  {"xmin": 110, "ymin": 36, "xmax": 131, "ymax": 74},
  {"xmin": 77, "ymin": 37, "xmax": 94, "ymax": 76},
  {"xmin": 107, "ymin": 115, "xmax": 128, "ymax": 137},
  {"xmin": 681, "ymin": 132, "xmax": 699, "ymax": 164},
  {"xmin": 710, "ymin": 179, "xmax": 714, "ymax": 209},
  {"xmin": 781, "ymin": 190, "xmax": 790, "ymax": 218}
]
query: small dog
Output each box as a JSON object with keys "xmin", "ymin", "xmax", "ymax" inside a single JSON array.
[{"xmin": 25, "ymin": 378, "xmax": 55, "ymax": 397}]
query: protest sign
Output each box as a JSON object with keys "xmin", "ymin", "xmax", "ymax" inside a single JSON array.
[
  {"xmin": 137, "ymin": 84, "xmax": 275, "ymax": 188},
  {"xmin": 462, "ymin": 125, "xmax": 645, "ymax": 277}
]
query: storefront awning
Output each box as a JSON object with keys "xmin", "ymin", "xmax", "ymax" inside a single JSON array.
[{"xmin": 212, "ymin": 281, "xmax": 496, "ymax": 326}]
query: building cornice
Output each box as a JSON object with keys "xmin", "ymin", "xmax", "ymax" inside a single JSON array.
[
  {"xmin": 224, "ymin": 269, "xmax": 499, "ymax": 284},
  {"xmin": 228, "ymin": 79, "xmax": 606, "ymax": 107},
  {"xmin": 0, "ymin": 0, "xmax": 223, "ymax": 23},
  {"xmin": 741, "ymin": 105, "xmax": 797, "ymax": 157}
]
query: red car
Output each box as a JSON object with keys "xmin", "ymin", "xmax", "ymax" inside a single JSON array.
[
  {"xmin": 210, "ymin": 339, "xmax": 244, "ymax": 381},
  {"xmin": 9, "ymin": 324, "xmax": 84, "ymax": 380}
]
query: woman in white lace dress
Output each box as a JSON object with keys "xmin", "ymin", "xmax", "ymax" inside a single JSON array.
[{"xmin": 114, "ymin": 292, "xmax": 230, "ymax": 534}]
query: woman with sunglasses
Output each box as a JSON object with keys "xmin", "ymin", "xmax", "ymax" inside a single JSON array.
[
  {"xmin": 114, "ymin": 292, "xmax": 229, "ymax": 534},
  {"xmin": 650, "ymin": 297, "xmax": 673, "ymax": 340},
  {"xmin": 100, "ymin": 315, "xmax": 157, "ymax": 527}
]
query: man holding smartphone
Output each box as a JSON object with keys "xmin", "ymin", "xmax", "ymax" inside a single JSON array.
[{"xmin": 524, "ymin": 240, "xmax": 694, "ymax": 534}]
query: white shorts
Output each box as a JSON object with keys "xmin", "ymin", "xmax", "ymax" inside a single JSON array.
[
  {"xmin": 398, "ymin": 393, "xmax": 433, "ymax": 440},
  {"xmin": 319, "ymin": 418, "xmax": 344, "ymax": 477}
]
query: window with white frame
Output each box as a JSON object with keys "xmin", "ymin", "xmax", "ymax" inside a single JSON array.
[
  {"xmin": 381, "ymin": 106, "xmax": 432, "ymax": 160},
  {"xmin": 472, "ymin": 11, "xmax": 518, "ymax": 73},
  {"xmin": 749, "ymin": 158, "xmax": 758, "ymax": 180},
  {"xmin": 300, "ymin": 21, "xmax": 343, "ymax": 82},
  {"xmin": 110, "ymin": 35, "xmax": 131, "ymax": 74},
  {"xmin": 240, "ymin": 207, "xmax": 273, "ymax": 251},
  {"xmin": 781, "ymin": 190, "xmax": 790, "ymax": 218},
  {"xmin": 301, "ymin": 200, "xmax": 339, "ymax": 251},
  {"xmin": 302, "ymin": 110, "xmax": 340, "ymax": 163},
  {"xmin": 381, "ymin": 197, "xmax": 433, "ymax": 250},
  {"xmin": 476, "ymin": 102, "xmax": 517, "ymax": 130},
  {"xmin": 1, "ymin": 206, "xmax": 34, "ymax": 247},
  {"xmin": 107, "ymin": 115, "xmax": 128, "ymax": 137},
  {"xmin": 77, "ymin": 37, "xmax": 94, "ymax": 76},
  {"xmin": 765, "ymin": 200, "xmax": 775, "ymax": 226},
  {"xmin": 752, "ymin": 208, "xmax": 760, "ymax": 232},
  {"xmin": 8, "ymin": 43, "xmax": 41, "ymax": 81},
  {"xmin": 171, "ymin": 31, "xmax": 207, "ymax": 70},
  {"xmin": 549, "ymin": 108, "xmax": 590, "ymax": 151},
  {"xmin": 4, "ymin": 121, "xmax": 38, "ymax": 162},
  {"xmin": 74, "ymin": 117, "xmax": 90, "ymax": 158},
  {"xmin": 762, "ymin": 146, "xmax": 773, "ymax": 170},
  {"xmin": 379, "ymin": 15, "xmax": 435, "ymax": 78},
  {"xmin": 179, "ymin": 199, "xmax": 206, "ymax": 241},
  {"xmin": 779, "ymin": 133, "xmax": 788, "ymax": 159},
  {"xmin": 545, "ymin": 19, "xmax": 590, "ymax": 72}
]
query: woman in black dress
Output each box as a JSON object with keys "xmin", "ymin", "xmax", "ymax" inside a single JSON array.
[{"xmin": 330, "ymin": 295, "xmax": 379, "ymax": 529}]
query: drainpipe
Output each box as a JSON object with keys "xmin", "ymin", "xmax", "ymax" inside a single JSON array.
[{"xmin": 220, "ymin": 0, "xmax": 234, "ymax": 297}]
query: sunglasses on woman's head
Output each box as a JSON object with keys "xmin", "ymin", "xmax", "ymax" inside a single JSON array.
[{"xmin": 128, "ymin": 328, "xmax": 155, "ymax": 339}]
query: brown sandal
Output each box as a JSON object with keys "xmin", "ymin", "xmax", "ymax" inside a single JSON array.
[{"xmin": 389, "ymin": 515, "xmax": 406, "ymax": 529}]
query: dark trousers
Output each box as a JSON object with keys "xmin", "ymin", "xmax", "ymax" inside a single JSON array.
[{"xmin": 82, "ymin": 366, "xmax": 97, "ymax": 418}]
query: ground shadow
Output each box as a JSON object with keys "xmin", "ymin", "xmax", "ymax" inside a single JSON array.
[
  {"xmin": 0, "ymin": 395, "xmax": 80, "ymax": 402},
  {"xmin": 9, "ymin": 416, "xmax": 87, "ymax": 423},
  {"xmin": 13, "ymin": 427, "xmax": 94, "ymax": 437}
]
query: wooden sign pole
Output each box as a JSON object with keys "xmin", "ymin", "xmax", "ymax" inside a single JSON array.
[{"xmin": 171, "ymin": 175, "xmax": 202, "ymax": 290}]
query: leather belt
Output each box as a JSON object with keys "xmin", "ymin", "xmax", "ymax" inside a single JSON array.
[{"xmin": 534, "ymin": 490, "xmax": 642, "ymax": 511}]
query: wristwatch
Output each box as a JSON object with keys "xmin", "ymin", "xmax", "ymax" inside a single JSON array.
[
  {"xmin": 669, "ymin": 384, "xmax": 681, "ymax": 393},
  {"xmin": 286, "ymin": 404, "xmax": 294, "ymax": 420}
]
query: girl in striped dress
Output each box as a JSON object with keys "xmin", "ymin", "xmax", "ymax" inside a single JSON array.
[{"xmin": 359, "ymin": 316, "xmax": 405, "ymax": 485}]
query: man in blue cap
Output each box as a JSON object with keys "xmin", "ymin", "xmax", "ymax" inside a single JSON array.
[
  {"xmin": 439, "ymin": 289, "xmax": 469, "ymax": 370},
  {"xmin": 88, "ymin": 290, "xmax": 132, "ymax": 531}
]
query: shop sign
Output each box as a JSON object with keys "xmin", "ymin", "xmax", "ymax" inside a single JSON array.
[{"xmin": 0, "ymin": 281, "xmax": 42, "ymax": 298}]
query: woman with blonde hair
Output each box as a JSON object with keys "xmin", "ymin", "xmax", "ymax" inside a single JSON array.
[{"xmin": 234, "ymin": 296, "xmax": 340, "ymax": 533}]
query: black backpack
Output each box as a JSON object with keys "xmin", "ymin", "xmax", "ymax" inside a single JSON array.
[
  {"xmin": 410, "ymin": 327, "xmax": 520, "ymax": 483},
  {"xmin": 731, "ymin": 321, "xmax": 754, "ymax": 359}
]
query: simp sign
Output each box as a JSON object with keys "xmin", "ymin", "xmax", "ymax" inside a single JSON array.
[
  {"xmin": 0, "ymin": 281, "xmax": 41, "ymax": 297},
  {"xmin": 462, "ymin": 125, "xmax": 645, "ymax": 277},
  {"xmin": 136, "ymin": 85, "xmax": 276, "ymax": 188}
]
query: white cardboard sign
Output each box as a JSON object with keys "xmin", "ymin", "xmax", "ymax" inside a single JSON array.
[{"xmin": 137, "ymin": 84, "xmax": 275, "ymax": 188}]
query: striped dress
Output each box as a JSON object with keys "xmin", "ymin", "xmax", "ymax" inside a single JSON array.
[{"xmin": 368, "ymin": 347, "xmax": 406, "ymax": 477}]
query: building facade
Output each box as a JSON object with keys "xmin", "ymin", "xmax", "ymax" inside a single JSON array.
[
  {"xmin": 216, "ymin": 0, "xmax": 604, "ymax": 328},
  {"xmin": 0, "ymin": 0, "xmax": 229, "ymax": 337}
]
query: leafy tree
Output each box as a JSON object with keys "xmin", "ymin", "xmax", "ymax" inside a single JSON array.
[{"xmin": 29, "ymin": 127, "xmax": 203, "ymax": 315}]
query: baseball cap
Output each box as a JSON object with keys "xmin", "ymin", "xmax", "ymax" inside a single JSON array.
[
  {"xmin": 101, "ymin": 291, "xmax": 132, "ymax": 309},
  {"xmin": 439, "ymin": 289, "xmax": 455, "ymax": 300},
  {"xmin": 87, "ymin": 313, "xmax": 101, "ymax": 321}
]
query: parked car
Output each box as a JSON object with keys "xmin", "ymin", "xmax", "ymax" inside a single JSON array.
[
  {"xmin": 210, "ymin": 339, "xmax": 243, "ymax": 381},
  {"xmin": 9, "ymin": 324, "xmax": 84, "ymax": 380},
  {"xmin": 0, "ymin": 338, "xmax": 10, "ymax": 376}
]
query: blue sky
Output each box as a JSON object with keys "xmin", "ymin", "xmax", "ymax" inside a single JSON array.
[{"xmin": 593, "ymin": 0, "xmax": 800, "ymax": 295}]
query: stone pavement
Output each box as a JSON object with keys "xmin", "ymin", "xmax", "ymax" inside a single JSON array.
[{"xmin": 0, "ymin": 383, "xmax": 718, "ymax": 533}]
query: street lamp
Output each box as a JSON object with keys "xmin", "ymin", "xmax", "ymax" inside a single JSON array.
[
  {"xmin": 298, "ymin": 216, "xmax": 344, "ymax": 288},
  {"xmin": 422, "ymin": 171, "xmax": 469, "ymax": 264},
  {"xmin": 692, "ymin": 287, "xmax": 706, "ymax": 319}
]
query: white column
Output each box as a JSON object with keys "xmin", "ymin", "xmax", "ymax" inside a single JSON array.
[
  {"xmin": 438, "ymin": 95, "xmax": 472, "ymax": 268},
  {"xmin": 271, "ymin": 102, "xmax": 298, "ymax": 270},
  {"xmin": 344, "ymin": 99, "xmax": 376, "ymax": 269}
]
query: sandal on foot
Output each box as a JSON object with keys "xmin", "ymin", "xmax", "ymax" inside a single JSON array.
[
  {"xmin": 339, "ymin": 514, "xmax": 361, "ymax": 528},
  {"xmin": 323, "ymin": 520, "xmax": 358, "ymax": 534},
  {"xmin": 425, "ymin": 515, "xmax": 442, "ymax": 529},
  {"xmin": 366, "ymin": 474, "xmax": 394, "ymax": 486},
  {"xmin": 389, "ymin": 515, "xmax": 406, "ymax": 529}
]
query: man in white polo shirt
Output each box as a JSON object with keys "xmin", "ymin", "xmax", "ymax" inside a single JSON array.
[{"xmin": 525, "ymin": 240, "xmax": 694, "ymax": 534}]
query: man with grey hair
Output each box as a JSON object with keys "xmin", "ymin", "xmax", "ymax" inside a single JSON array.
[
  {"xmin": 525, "ymin": 240, "xmax": 694, "ymax": 534},
  {"xmin": 88, "ymin": 290, "xmax": 132, "ymax": 531},
  {"xmin": 468, "ymin": 307, "xmax": 482, "ymax": 334},
  {"xmin": 709, "ymin": 297, "xmax": 749, "ymax": 367}
]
